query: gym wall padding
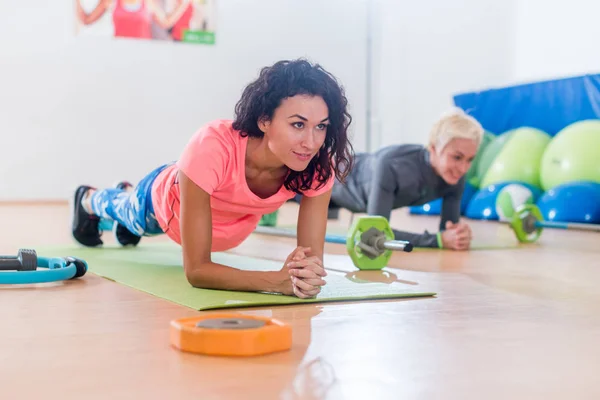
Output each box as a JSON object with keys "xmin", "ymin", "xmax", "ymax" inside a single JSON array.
[{"xmin": 453, "ymin": 74, "xmax": 600, "ymax": 136}]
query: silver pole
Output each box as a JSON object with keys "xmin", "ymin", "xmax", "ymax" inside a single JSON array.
[
  {"xmin": 536, "ymin": 220, "xmax": 600, "ymax": 232},
  {"xmin": 382, "ymin": 240, "xmax": 413, "ymax": 252}
]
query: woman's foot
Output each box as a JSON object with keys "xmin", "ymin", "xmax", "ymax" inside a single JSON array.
[{"xmin": 71, "ymin": 185, "xmax": 103, "ymax": 247}]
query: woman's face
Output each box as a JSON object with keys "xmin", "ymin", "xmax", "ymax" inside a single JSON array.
[
  {"xmin": 259, "ymin": 95, "xmax": 329, "ymax": 172},
  {"xmin": 431, "ymin": 138, "xmax": 478, "ymax": 185}
]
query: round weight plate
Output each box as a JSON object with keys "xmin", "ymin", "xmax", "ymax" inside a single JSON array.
[
  {"xmin": 512, "ymin": 204, "xmax": 543, "ymax": 243},
  {"xmin": 170, "ymin": 313, "xmax": 292, "ymax": 357},
  {"xmin": 346, "ymin": 215, "xmax": 394, "ymax": 270},
  {"xmin": 196, "ymin": 318, "xmax": 266, "ymax": 330}
]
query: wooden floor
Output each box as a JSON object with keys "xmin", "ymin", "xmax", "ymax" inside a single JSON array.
[{"xmin": 1, "ymin": 202, "xmax": 599, "ymax": 399}]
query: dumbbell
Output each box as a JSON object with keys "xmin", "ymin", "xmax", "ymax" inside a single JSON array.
[
  {"xmin": 0, "ymin": 249, "xmax": 88, "ymax": 284},
  {"xmin": 253, "ymin": 215, "xmax": 413, "ymax": 270},
  {"xmin": 0, "ymin": 249, "xmax": 37, "ymax": 271},
  {"xmin": 510, "ymin": 204, "xmax": 600, "ymax": 243}
]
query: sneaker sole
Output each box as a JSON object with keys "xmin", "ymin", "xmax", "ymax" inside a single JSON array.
[
  {"xmin": 68, "ymin": 185, "xmax": 103, "ymax": 247},
  {"xmin": 112, "ymin": 222, "xmax": 142, "ymax": 247}
]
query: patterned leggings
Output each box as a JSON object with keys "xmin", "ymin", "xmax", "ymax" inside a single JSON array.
[{"xmin": 88, "ymin": 164, "xmax": 170, "ymax": 236}]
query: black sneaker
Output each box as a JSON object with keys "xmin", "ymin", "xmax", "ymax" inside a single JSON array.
[
  {"xmin": 113, "ymin": 181, "xmax": 142, "ymax": 247},
  {"xmin": 71, "ymin": 185, "xmax": 103, "ymax": 247}
]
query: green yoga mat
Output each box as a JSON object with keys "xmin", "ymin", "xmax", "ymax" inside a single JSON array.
[{"xmin": 44, "ymin": 243, "xmax": 435, "ymax": 310}]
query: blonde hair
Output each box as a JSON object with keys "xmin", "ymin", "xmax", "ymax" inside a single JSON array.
[{"xmin": 428, "ymin": 107, "xmax": 484, "ymax": 154}]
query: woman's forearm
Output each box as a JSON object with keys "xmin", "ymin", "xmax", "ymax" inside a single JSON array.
[
  {"xmin": 165, "ymin": 1, "xmax": 192, "ymax": 27},
  {"xmin": 79, "ymin": 0, "xmax": 109, "ymax": 25},
  {"xmin": 149, "ymin": 0, "xmax": 191, "ymax": 29},
  {"xmin": 185, "ymin": 261, "xmax": 288, "ymax": 293},
  {"xmin": 392, "ymin": 228, "xmax": 440, "ymax": 248},
  {"xmin": 296, "ymin": 192, "xmax": 331, "ymax": 262}
]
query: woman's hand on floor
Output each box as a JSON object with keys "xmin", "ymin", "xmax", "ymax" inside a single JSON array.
[
  {"xmin": 281, "ymin": 246, "xmax": 327, "ymax": 298},
  {"xmin": 441, "ymin": 221, "xmax": 472, "ymax": 250}
]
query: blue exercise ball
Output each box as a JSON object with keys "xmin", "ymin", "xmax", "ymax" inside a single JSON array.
[
  {"xmin": 537, "ymin": 181, "xmax": 600, "ymax": 223},
  {"xmin": 409, "ymin": 198, "xmax": 443, "ymax": 215},
  {"xmin": 409, "ymin": 182, "xmax": 477, "ymax": 215},
  {"xmin": 465, "ymin": 181, "xmax": 543, "ymax": 220}
]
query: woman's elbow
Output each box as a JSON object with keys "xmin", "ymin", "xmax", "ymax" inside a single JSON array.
[{"xmin": 183, "ymin": 262, "xmax": 208, "ymax": 288}]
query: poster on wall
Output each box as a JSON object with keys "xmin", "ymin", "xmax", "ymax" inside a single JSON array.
[{"xmin": 74, "ymin": 0, "xmax": 216, "ymax": 45}]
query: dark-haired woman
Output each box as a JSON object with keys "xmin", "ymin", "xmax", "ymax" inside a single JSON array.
[{"xmin": 71, "ymin": 59, "xmax": 354, "ymax": 298}]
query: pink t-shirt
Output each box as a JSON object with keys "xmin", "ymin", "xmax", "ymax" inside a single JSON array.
[{"xmin": 151, "ymin": 119, "xmax": 334, "ymax": 252}]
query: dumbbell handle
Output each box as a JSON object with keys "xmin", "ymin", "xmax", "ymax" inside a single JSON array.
[
  {"xmin": 382, "ymin": 240, "xmax": 413, "ymax": 252},
  {"xmin": 535, "ymin": 220, "xmax": 600, "ymax": 232},
  {"xmin": 316, "ymin": 232, "xmax": 413, "ymax": 252},
  {"xmin": 0, "ymin": 255, "xmax": 25, "ymax": 271},
  {"xmin": 254, "ymin": 226, "xmax": 414, "ymax": 252}
]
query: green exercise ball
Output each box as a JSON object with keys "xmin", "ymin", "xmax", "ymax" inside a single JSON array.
[
  {"xmin": 465, "ymin": 130, "xmax": 495, "ymax": 188},
  {"xmin": 475, "ymin": 129, "xmax": 515, "ymax": 185},
  {"xmin": 540, "ymin": 120, "xmax": 600, "ymax": 191},
  {"xmin": 480, "ymin": 127, "xmax": 551, "ymax": 189}
]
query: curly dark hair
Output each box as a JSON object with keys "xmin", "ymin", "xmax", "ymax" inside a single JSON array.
[{"xmin": 232, "ymin": 59, "xmax": 354, "ymax": 193}]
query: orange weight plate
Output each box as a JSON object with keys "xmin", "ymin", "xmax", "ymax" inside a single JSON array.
[{"xmin": 170, "ymin": 313, "xmax": 292, "ymax": 357}]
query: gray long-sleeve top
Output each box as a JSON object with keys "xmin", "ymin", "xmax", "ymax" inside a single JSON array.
[{"xmin": 331, "ymin": 144, "xmax": 465, "ymax": 248}]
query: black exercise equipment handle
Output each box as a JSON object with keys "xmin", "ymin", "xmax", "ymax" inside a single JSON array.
[
  {"xmin": 0, "ymin": 256, "xmax": 24, "ymax": 271},
  {"xmin": 0, "ymin": 249, "xmax": 37, "ymax": 271},
  {"xmin": 64, "ymin": 257, "xmax": 88, "ymax": 279}
]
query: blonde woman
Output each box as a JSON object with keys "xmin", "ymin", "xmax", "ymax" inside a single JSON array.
[{"xmin": 325, "ymin": 108, "xmax": 484, "ymax": 250}]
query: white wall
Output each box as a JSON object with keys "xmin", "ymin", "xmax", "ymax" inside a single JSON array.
[
  {"xmin": 513, "ymin": 0, "xmax": 600, "ymax": 83},
  {"xmin": 0, "ymin": 0, "xmax": 369, "ymax": 200},
  {"xmin": 372, "ymin": 0, "xmax": 517, "ymax": 149},
  {"xmin": 6, "ymin": 0, "xmax": 594, "ymax": 201}
]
